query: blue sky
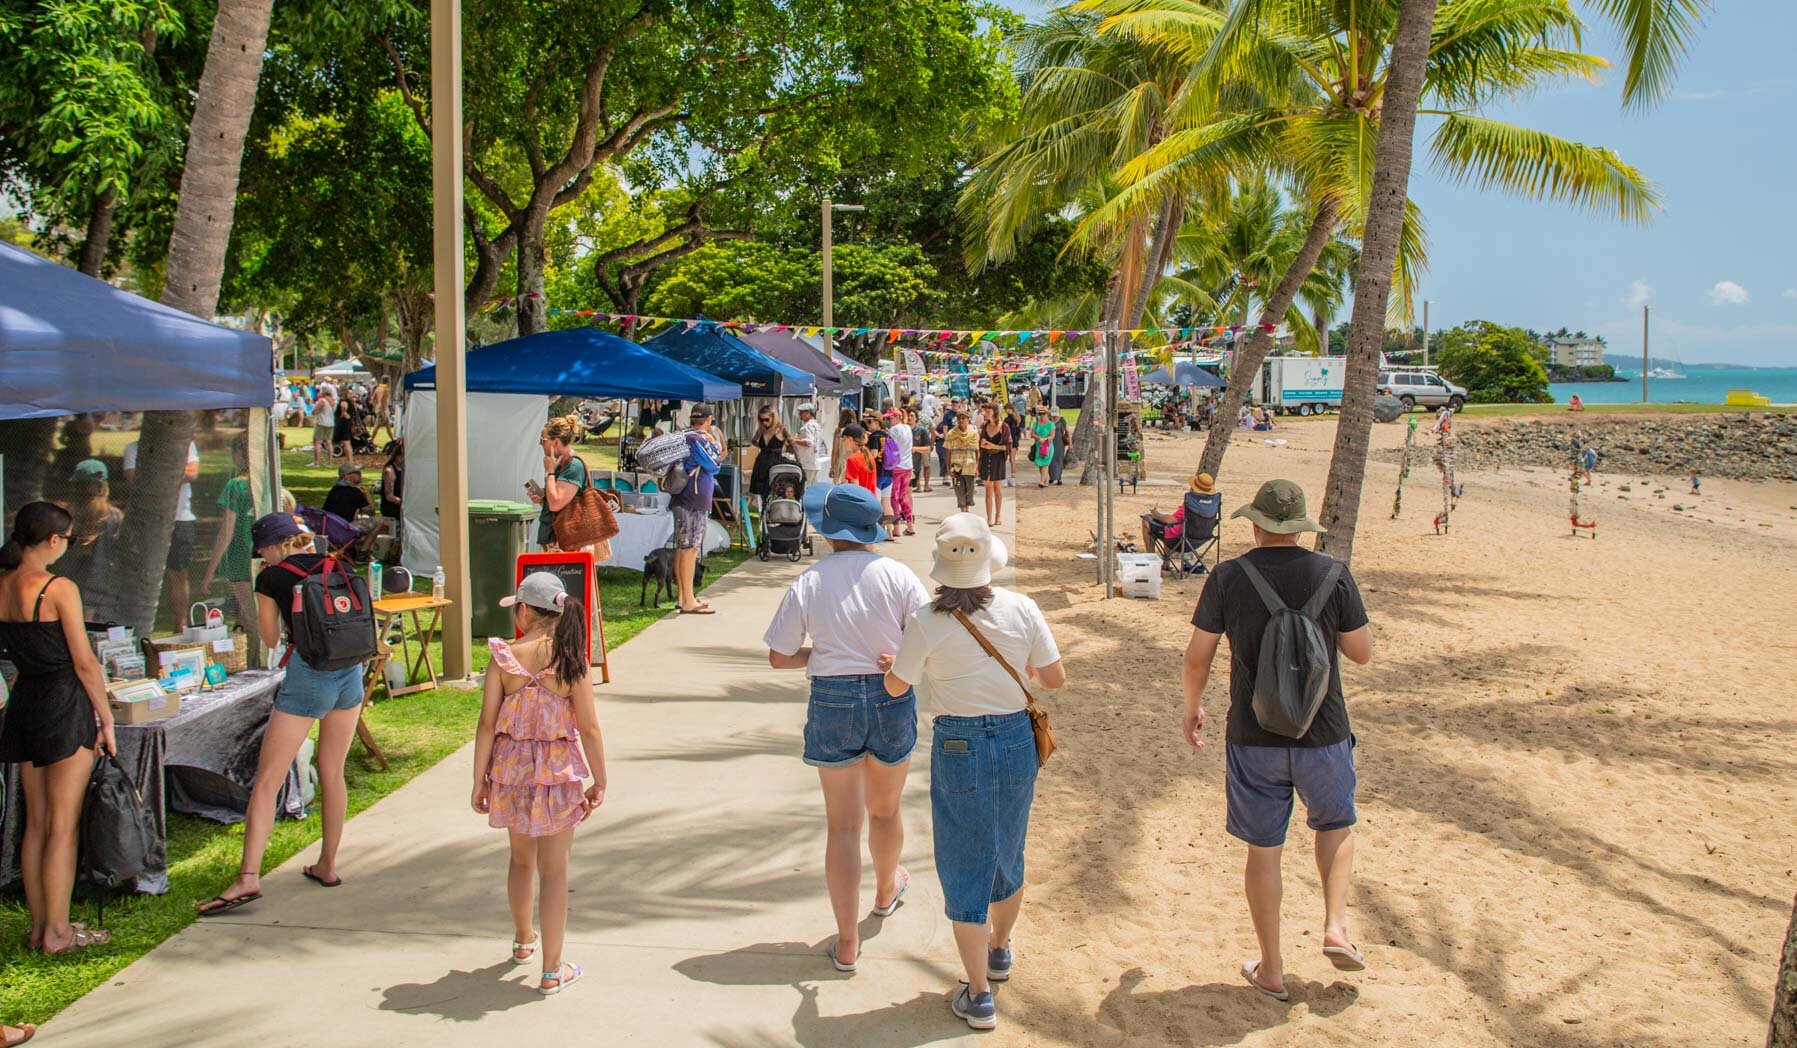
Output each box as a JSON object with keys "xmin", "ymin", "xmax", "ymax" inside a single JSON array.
[{"xmin": 1004, "ymin": 1, "xmax": 1796, "ymax": 366}]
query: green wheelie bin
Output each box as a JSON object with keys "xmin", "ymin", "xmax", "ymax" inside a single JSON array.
[{"xmin": 467, "ymin": 500, "xmax": 538, "ymax": 638}]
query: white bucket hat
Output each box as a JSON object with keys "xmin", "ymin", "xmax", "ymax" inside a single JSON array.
[{"xmin": 930, "ymin": 513, "xmax": 1008, "ymax": 589}]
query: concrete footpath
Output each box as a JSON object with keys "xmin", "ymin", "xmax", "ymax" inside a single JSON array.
[{"xmin": 45, "ymin": 483, "xmax": 1016, "ymax": 1047}]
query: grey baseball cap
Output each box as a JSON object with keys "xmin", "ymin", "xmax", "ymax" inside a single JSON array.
[{"xmin": 499, "ymin": 572, "xmax": 569, "ymax": 612}]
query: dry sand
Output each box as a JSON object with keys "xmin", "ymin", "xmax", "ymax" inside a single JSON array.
[{"xmin": 994, "ymin": 413, "xmax": 1797, "ymax": 1047}]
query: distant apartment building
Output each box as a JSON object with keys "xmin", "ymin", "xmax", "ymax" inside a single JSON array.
[{"xmin": 1544, "ymin": 336, "xmax": 1605, "ymax": 368}]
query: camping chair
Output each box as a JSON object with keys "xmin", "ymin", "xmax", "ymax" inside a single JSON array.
[
  {"xmin": 1159, "ymin": 491, "xmax": 1223, "ymax": 578},
  {"xmin": 297, "ymin": 505, "xmax": 377, "ymax": 564}
]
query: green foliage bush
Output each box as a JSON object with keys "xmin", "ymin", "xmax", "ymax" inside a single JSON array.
[{"xmin": 1436, "ymin": 320, "xmax": 1552, "ymax": 403}]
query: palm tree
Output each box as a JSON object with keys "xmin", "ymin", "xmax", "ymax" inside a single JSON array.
[
  {"xmin": 958, "ymin": 9, "xmax": 1205, "ymax": 482},
  {"xmin": 1082, "ymin": 0, "xmax": 1660, "ymax": 490},
  {"xmin": 114, "ymin": 0, "xmax": 276, "ymax": 634},
  {"xmin": 1311, "ymin": 0, "xmax": 1704, "ymax": 562}
]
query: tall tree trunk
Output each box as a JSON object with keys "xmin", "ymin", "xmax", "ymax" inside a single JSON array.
[
  {"xmin": 77, "ymin": 187, "xmax": 117, "ymax": 276},
  {"xmin": 113, "ymin": 0, "xmax": 274, "ymax": 635},
  {"xmin": 1068, "ymin": 197, "xmax": 1180, "ymax": 483},
  {"xmin": 1199, "ymin": 197, "xmax": 1340, "ymax": 480},
  {"xmin": 515, "ymin": 214, "xmax": 549, "ymax": 336},
  {"xmin": 0, "ymin": 419, "xmax": 59, "ymax": 507},
  {"xmin": 1313, "ymin": 0, "xmax": 1436, "ymax": 566},
  {"xmin": 1773, "ymin": 895, "xmax": 1797, "ymax": 1046}
]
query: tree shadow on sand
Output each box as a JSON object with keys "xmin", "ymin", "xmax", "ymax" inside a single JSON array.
[
  {"xmin": 1090, "ymin": 967, "xmax": 1360, "ymax": 1047},
  {"xmin": 376, "ymin": 958, "xmax": 540, "ymax": 1022}
]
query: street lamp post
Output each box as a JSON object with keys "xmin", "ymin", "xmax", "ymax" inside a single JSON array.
[
  {"xmin": 821, "ymin": 197, "xmax": 864, "ymax": 331},
  {"xmin": 1421, "ymin": 299, "xmax": 1433, "ymax": 367}
]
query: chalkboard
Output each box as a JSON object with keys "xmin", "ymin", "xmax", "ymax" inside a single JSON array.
[{"xmin": 514, "ymin": 551, "xmax": 610, "ymax": 683}]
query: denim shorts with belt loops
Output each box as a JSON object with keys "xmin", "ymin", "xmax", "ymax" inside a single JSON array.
[{"xmin": 929, "ymin": 710, "xmax": 1037, "ymax": 924}]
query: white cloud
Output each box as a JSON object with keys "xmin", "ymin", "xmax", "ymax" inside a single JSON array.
[
  {"xmin": 1706, "ymin": 280, "xmax": 1750, "ymax": 306},
  {"xmin": 1622, "ymin": 280, "xmax": 1652, "ymax": 309}
]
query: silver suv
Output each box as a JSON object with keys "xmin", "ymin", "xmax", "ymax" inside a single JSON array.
[{"xmin": 1378, "ymin": 369, "xmax": 1466, "ymax": 412}]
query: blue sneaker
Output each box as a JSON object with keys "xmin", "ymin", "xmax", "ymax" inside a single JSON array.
[
  {"xmin": 952, "ymin": 985, "xmax": 997, "ymax": 1030},
  {"xmin": 987, "ymin": 945, "xmax": 1014, "ymax": 982}
]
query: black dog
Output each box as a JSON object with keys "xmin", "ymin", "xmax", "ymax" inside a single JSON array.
[{"xmin": 642, "ymin": 546, "xmax": 705, "ymax": 607}]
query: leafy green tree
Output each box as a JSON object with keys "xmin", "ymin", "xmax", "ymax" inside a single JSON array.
[
  {"xmin": 1435, "ymin": 320, "xmax": 1550, "ymax": 402},
  {"xmin": 0, "ymin": 0, "xmax": 206, "ymax": 275},
  {"xmin": 640, "ymin": 240, "xmax": 941, "ymax": 328}
]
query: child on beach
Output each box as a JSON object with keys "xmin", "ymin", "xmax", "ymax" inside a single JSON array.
[
  {"xmin": 1689, "ymin": 471, "xmax": 1701, "ymax": 495},
  {"xmin": 471, "ymin": 573, "xmax": 607, "ymax": 995}
]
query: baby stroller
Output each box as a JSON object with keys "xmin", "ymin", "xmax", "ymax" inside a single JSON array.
[
  {"xmin": 758, "ymin": 462, "xmax": 813, "ymax": 562},
  {"xmin": 298, "ymin": 505, "xmax": 377, "ymax": 564}
]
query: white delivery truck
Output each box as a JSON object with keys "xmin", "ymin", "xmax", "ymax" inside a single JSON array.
[{"xmin": 1257, "ymin": 355, "xmax": 1345, "ymax": 415}]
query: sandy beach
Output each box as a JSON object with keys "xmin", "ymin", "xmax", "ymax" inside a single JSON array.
[{"xmin": 996, "ymin": 412, "xmax": 1797, "ymax": 1046}]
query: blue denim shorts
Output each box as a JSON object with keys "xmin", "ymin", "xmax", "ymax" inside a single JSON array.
[
  {"xmin": 274, "ymin": 657, "xmax": 367, "ymax": 719},
  {"xmin": 803, "ymin": 674, "xmax": 917, "ymax": 768},
  {"xmin": 930, "ymin": 711, "xmax": 1037, "ymax": 925},
  {"xmin": 1224, "ymin": 736, "xmax": 1357, "ymax": 847}
]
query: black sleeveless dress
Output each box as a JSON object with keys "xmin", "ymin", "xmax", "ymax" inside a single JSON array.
[{"xmin": 0, "ymin": 578, "xmax": 99, "ymax": 766}]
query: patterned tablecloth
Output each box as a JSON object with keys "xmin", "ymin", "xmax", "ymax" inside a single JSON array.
[{"xmin": 0, "ymin": 670, "xmax": 306, "ymax": 895}]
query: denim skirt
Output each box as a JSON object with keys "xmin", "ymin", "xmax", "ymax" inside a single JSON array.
[{"xmin": 929, "ymin": 710, "xmax": 1037, "ymax": 924}]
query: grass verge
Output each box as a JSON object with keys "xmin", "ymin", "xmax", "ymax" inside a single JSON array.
[{"xmin": 0, "ymin": 545, "xmax": 749, "ymax": 1026}]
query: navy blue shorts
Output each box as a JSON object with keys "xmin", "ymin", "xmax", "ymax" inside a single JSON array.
[
  {"xmin": 803, "ymin": 674, "xmax": 916, "ymax": 768},
  {"xmin": 1224, "ymin": 737, "xmax": 1357, "ymax": 847}
]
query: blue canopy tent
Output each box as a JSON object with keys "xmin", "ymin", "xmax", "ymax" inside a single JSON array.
[
  {"xmin": 0, "ymin": 242, "xmax": 273, "ymax": 419},
  {"xmin": 404, "ymin": 327, "xmax": 738, "ymax": 401},
  {"xmin": 1141, "ymin": 361, "xmax": 1225, "ymax": 388},
  {"xmin": 641, "ymin": 322, "xmax": 815, "ymax": 397}
]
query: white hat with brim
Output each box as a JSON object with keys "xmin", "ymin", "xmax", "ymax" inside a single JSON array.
[{"xmin": 930, "ymin": 513, "xmax": 1008, "ymax": 589}]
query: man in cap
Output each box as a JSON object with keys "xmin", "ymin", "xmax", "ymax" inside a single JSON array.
[
  {"xmin": 794, "ymin": 402, "xmax": 828, "ymax": 487},
  {"xmin": 1181, "ymin": 479, "xmax": 1374, "ymax": 1001}
]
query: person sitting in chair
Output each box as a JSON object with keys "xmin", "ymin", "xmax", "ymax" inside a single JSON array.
[{"xmin": 1140, "ymin": 471, "xmax": 1217, "ymax": 556}]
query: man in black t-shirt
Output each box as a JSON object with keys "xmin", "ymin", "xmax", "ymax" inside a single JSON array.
[
  {"xmin": 1183, "ymin": 479, "xmax": 1374, "ymax": 1001},
  {"xmin": 322, "ymin": 464, "xmax": 373, "ymax": 522}
]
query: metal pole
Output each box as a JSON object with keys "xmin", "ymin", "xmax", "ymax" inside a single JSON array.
[
  {"xmin": 431, "ymin": 0, "xmax": 472, "ymax": 678},
  {"xmin": 821, "ymin": 197, "xmax": 833, "ymax": 331},
  {"xmin": 1641, "ymin": 306, "xmax": 1649, "ymax": 404},
  {"xmin": 1102, "ymin": 336, "xmax": 1120, "ymax": 597},
  {"xmin": 1422, "ymin": 300, "xmax": 1430, "ymax": 367}
]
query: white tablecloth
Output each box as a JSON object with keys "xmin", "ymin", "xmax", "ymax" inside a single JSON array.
[{"xmin": 600, "ymin": 511, "xmax": 731, "ymax": 570}]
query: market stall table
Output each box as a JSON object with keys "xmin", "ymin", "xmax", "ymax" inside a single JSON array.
[
  {"xmin": 599, "ymin": 509, "xmax": 731, "ymax": 570},
  {"xmin": 0, "ymin": 671, "xmax": 305, "ymax": 895},
  {"xmin": 370, "ymin": 594, "xmax": 452, "ymax": 698}
]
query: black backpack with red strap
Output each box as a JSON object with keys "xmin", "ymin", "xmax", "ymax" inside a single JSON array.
[{"xmin": 280, "ymin": 557, "xmax": 377, "ymax": 671}]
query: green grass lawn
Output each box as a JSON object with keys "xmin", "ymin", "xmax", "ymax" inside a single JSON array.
[{"xmin": 0, "ymin": 541, "xmax": 749, "ymax": 1027}]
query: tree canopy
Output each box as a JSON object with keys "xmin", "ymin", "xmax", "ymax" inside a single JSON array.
[{"xmin": 1436, "ymin": 319, "xmax": 1552, "ymax": 403}]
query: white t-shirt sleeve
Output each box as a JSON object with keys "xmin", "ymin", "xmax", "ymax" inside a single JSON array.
[
  {"xmin": 762, "ymin": 586, "xmax": 807, "ymax": 656},
  {"xmin": 187, "ymin": 441, "xmax": 200, "ymax": 466},
  {"xmin": 122, "ymin": 442, "xmax": 138, "ymax": 472},
  {"xmin": 889, "ymin": 609, "xmax": 929, "ymax": 687},
  {"xmin": 1024, "ymin": 596, "xmax": 1061, "ymax": 668}
]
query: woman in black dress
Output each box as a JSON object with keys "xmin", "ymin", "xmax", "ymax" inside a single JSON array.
[
  {"xmin": 0, "ymin": 502, "xmax": 117, "ymax": 954},
  {"xmin": 747, "ymin": 408, "xmax": 795, "ymax": 507},
  {"xmin": 977, "ymin": 403, "xmax": 1012, "ymax": 527}
]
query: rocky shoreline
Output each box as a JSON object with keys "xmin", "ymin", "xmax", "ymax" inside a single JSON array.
[{"xmin": 1378, "ymin": 412, "xmax": 1797, "ymax": 481}]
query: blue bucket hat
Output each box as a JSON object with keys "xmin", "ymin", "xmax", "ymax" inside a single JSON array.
[{"xmin": 802, "ymin": 483, "xmax": 886, "ymax": 544}]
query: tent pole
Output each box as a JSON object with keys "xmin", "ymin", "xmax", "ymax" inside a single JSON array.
[{"xmin": 431, "ymin": 0, "xmax": 472, "ymax": 678}]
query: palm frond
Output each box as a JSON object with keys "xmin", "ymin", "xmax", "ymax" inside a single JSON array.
[
  {"xmin": 1430, "ymin": 114, "xmax": 1660, "ymax": 224},
  {"xmin": 1582, "ymin": 0, "xmax": 1709, "ymax": 109}
]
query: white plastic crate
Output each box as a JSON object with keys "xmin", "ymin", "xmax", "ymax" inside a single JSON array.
[{"xmin": 1120, "ymin": 573, "xmax": 1163, "ymax": 599}]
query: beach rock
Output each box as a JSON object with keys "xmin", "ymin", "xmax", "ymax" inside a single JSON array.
[{"xmin": 1378, "ymin": 413, "xmax": 1797, "ymax": 482}]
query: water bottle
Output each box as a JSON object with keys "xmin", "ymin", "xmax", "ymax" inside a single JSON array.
[
  {"xmin": 432, "ymin": 565, "xmax": 445, "ymax": 600},
  {"xmin": 369, "ymin": 561, "xmax": 384, "ymax": 602}
]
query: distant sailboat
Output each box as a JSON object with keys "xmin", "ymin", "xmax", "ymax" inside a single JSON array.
[{"xmin": 1648, "ymin": 353, "xmax": 1687, "ymax": 380}]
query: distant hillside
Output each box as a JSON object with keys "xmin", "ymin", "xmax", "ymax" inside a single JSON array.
[{"xmin": 1603, "ymin": 354, "xmax": 1757, "ymax": 371}]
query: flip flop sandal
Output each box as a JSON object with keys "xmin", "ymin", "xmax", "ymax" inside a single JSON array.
[
  {"xmin": 826, "ymin": 941, "xmax": 858, "ymax": 973},
  {"xmin": 1241, "ymin": 960, "xmax": 1290, "ymax": 1002},
  {"xmin": 1323, "ymin": 943, "xmax": 1367, "ymax": 971},
  {"xmin": 303, "ymin": 866, "xmax": 343, "ymax": 888},
  {"xmin": 512, "ymin": 936, "xmax": 538, "ymax": 965},
  {"xmin": 43, "ymin": 925, "xmax": 111, "ymax": 953},
  {"xmin": 197, "ymin": 892, "xmax": 262, "ymax": 918},
  {"xmin": 871, "ymin": 866, "xmax": 910, "ymax": 917},
  {"xmin": 3, "ymin": 1023, "xmax": 36, "ymax": 1047},
  {"xmin": 539, "ymin": 961, "xmax": 583, "ymax": 995}
]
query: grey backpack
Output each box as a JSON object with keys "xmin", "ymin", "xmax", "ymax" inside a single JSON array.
[{"xmin": 1238, "ymin": 558, "xmax": 1344, "ymax": 739}]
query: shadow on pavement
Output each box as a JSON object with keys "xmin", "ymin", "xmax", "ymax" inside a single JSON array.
[{"xmin": 376, "ymin": 958, "xmax": 540, "ymax": 1022}]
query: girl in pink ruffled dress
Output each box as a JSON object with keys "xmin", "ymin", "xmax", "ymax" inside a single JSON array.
[{"xmin": 471, "ymin": 572, "xmax": 608, "ymax": 995}]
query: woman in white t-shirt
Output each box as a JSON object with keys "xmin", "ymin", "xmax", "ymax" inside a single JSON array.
[
  {"xmin": 762, "ymin": 483, "xmax": 931, "ymax": 975},
  {"xmin": 883, "ymin": 513, "xmax": 1065, "ymax": 1031}
]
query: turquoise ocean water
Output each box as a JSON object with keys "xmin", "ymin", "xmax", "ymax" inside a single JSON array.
[{"xmin": 1547, "ymin": 367, "xmax": 1797, "ymax": 405}]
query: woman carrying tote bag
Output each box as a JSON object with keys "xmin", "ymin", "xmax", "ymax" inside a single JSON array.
[{"xmin": 882, "ymin": 513, "xmax": 1065, "ymax": 1032}]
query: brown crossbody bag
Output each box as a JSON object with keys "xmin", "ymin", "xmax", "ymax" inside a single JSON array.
[{"xmin": 950, "ymin": 609, "xmax": 1056, "ymax": 767}]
